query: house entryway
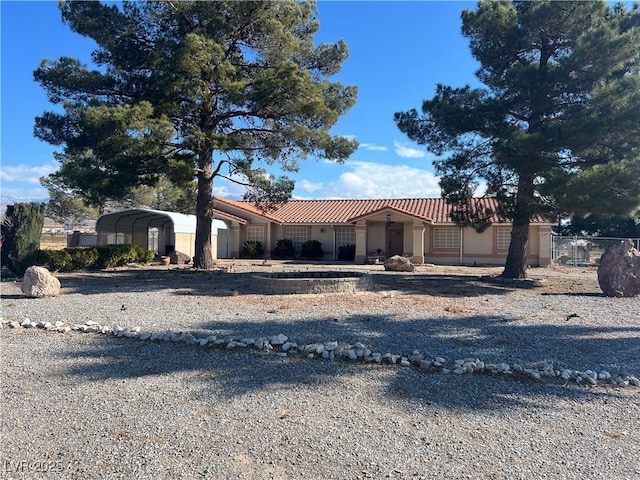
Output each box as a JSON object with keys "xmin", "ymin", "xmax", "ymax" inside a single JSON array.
[{"xmin": 388, "ymin": 227, "xmax": 404, "ymax": 257}]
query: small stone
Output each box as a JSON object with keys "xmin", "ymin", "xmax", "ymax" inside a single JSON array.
[
  {"xmin": 400, "ymin": 357, "xmax": 411, "ymax": 367},
  {"xmin": 629, "ymin": 376, "xmax": 640, "ymax": 387},
  {"xmin": 271, "ymin": 334, "xmax": 288, "ymax": 345},
  {"xmin": 343, "ymin": 349, "xmax": 357, "ymax": 360},
  {"xmin": 138, "ymin": 333, "xmax": 152, "ymax": 341},
  {"xmin": 435, "ymin": 357, "xmax": 446, "ymax": 364},
  {"xmin": 441, "ymin": 368, "xmax": 451, "ymax": 374},
  {"xmin": 197, "ymin": 338, "xmax": 209, "ymax": 346},
  {"xmin": 325, "ymin": 341, "xmax": 338, "ymax": 351},
  {"xmin": 453, "ymin": 367, "xmax": 466, "ymax": 375},
  {"xmin": 322, "ymin": 350, "xmax": 330, "ymax": 359},
  {"xmin": 8, "ymin": 320, "xmax": 20, "ymax": 328},
  {"xmin": 354, "ymin": 342, "xmax": 366, "ymax": 350},
  {"xmin": 419, "ymin": 360, "xmax": 432, "ymax": 371},
  {"xmin": 276, "ymin": 352, "xmax": 287, "ymax": 357},
  {"xmin": 183, "ymin": 334, "xmax": 196, "ymax": 345},
  {"xmin": 282, "ymin": 342, "xmax": 294, "ymax": 352},
  {"xmin": 150, "ymin": 332, "xmax": 163, "ymax": 341}
]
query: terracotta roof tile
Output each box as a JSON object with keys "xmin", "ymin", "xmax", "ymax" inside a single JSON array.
[{"xmin": 214, "ymin": 197, "xmax": 550, "ymax": 225}]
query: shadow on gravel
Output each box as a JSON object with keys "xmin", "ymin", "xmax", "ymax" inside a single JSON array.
[
  {"xmin": 56, "ymin": 311, "xmax": 640, "ymax": 411},
  {"xmin": 4, "ymin": 268, "xmax": 538, "ymax": 299}
]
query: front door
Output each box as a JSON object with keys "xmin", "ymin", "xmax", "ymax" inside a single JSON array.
[{"xmin": 388, "ymin": 227, "xmax": 404, "ymax": 257}]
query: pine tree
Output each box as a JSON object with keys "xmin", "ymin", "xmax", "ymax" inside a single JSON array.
[{"xmin": 396, "ymin": 0, "xmax": 640, "ymax": 278}]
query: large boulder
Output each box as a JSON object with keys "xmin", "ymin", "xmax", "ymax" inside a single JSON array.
[
  {"xmin": 383, "ymin": 255, "xmax": 415, "ymax": 272},
  {"xmin": 597, "ymin": 240, "xmax": 640, "ymax": 297},
  {"xmin": 169, "ymin": 250, "xmax": 191, "ymax": 265},
  {"xmin": 21, "ymin": 266, "xmax": 61, "ymax": 298}
]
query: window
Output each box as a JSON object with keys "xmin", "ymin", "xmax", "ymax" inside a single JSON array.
[
  {"xmin": 246, "ymin": 225, "xmax": 264, "ymax": 244},
  {"xmin": 335, "ymin": 226, "xmax": 355, "ymax": 247},
  {"xmin": 433, "ymin": 227, "xmax": 459, "ymax": 249},
  {"xmin": 497, "ymin": 228, "xmax": 511, "ymax": 250},
  {"xmin": 285, "ymin": 226, "xmax": 307, "ymax": 250}
]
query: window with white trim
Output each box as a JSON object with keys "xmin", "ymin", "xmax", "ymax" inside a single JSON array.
[
  {"xmin": 433, "ymin": 227, "xmax": 460, "ymax": 249},
  {"xmin": 497, "ymin": 228, "xmax": 511, "ymax": 250},
  {"xmin": 246, "ymin": 225, "xmax": 264, "ymax": 244},
  {"xmin": 285, "ymin": 226, "xmax": 307, "ymax": 250},
  {"xmin": 335, "ymin": 226, "xmax": 355, "ymax": 247}
]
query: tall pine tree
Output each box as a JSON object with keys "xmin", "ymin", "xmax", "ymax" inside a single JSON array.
[
  {"xmin": 35, "ymin": 1, "xmax": 357, "ymax": 269},
  {"xmin": 396, "ymin": 0, "xmax": 640, "ymax": 278}
]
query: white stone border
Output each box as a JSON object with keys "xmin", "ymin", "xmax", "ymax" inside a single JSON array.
[{"xmin": 3, "ymin": 317, "xmax": 639, "ymax": 389}]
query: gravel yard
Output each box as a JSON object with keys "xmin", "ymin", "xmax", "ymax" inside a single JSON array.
[{"xmin": 1, "ymin": 262, "xmax": 639, "ymax": 479}]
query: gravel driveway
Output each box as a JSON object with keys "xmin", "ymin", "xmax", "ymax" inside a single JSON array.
[{"xmin": 1, "ymin": 262, "xmax": 638, "ymax": 479}]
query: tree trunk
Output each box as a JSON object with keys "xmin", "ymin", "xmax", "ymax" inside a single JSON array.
[
  {"xmin": 193, "ymin": 148, "xmax": 216, "ymax": 270},
  {"xmin": 501, "ymin": 173, "xmax": 535, "ymax": 279}
]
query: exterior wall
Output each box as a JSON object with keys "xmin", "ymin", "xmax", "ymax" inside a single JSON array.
[
  {"xmin": 174, "ymin": 232, "xmax": 196, "ymax": 259},
  {"xmin": 366, "ymin": 222, "xmax": 386, "ymax": 254},
  {"xmin": 422, "ymin": 224, "xmax": 551, "ymax": 267}
]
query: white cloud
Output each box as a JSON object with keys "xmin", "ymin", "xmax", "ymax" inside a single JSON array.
[
  {"xmin": 299, "ymin": 179, "xmax": 323, "ymax": 193},
  {"xmin": 0, "ymin": 162, "xmax": 58, "ymax": 184},
  {"xmin": 323, "ymin": 161, "xmax": 441, "ymax": 199},
  {"xmin": 394, "ymin": 140, "xmax": 426, "ymax": 159},
  {"xmin": 359, "ymin": 142, "xmax": 388, "ymax": 152},
  {"xmin": 212, "ymin": 177, "xmax": 248, "ymax": 199}
]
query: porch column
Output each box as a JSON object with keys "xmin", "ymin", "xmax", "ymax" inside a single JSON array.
[
  {"xmin": 230, "ymin": 224, "xmax": 241, "ymax": 259},
  {"xmin": 411, "ymin": 222, "xmax": 425, "ymax": 264},
  {"xmin": 354, "ymin": 222, "xmax": 367, "ymax": 263}
]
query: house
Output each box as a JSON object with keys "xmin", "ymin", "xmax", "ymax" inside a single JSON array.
[{"xmin": 212, "ymin": 197, "xmax": 554, "ymax": 266}]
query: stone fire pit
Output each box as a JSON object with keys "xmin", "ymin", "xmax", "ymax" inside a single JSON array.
[{"xmin": 249, "ymin": 271, "xmax": 372, "ymax": 295}]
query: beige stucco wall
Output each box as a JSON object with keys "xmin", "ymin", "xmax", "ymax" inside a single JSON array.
[
  {"xmin": 366, "ymin": 222, "xmax": 387, "ymax": 253},
  {"xmin": 463, "ymin": 227, "xmax": 493, "ymax": 255}
]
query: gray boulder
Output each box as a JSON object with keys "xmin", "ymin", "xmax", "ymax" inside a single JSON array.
[
  {"xmin": 597, "ymin": 240, "xmax": 640, "ymax": 297},
  {"xmin": 383, "ymin": 255, "xmax": 415, "ymax": 272},
  {"xmin": 21, "ymin": 266, "xmax": 61, "ymax": 298}
]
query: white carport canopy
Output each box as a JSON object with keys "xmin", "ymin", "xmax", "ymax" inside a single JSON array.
[
  {"xmin": 96, "ymin": 208, "xmax": 227, "ymax": 236},
  {"xmin": 96, "ymin": 208, "xmax": 228, "ymax": 258}
]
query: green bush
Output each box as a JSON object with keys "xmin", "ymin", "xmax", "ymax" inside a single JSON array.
[
  {"xmin": 38, "ymin": 249, "xmax": 72, "ymax": 272},
  {"xmin": 1, "ymin": 203, "xmax": 45, "ymax": 276},
  {"xmin": 68, "ymin": 247, "xmax": 99, "ymax": 270},
  {"xmin": 337, "ymin": 244, "xmax": 356, "ymax": 261},
  {"xmin": 300, "ymin": 240, "xmax": 323, "ymax": 260},
  {"xmin": 131, "ymin": 244, "xmax": 154, "ymax": 263},
  {"xmin": 273, "ymin": 239, "xmax": 295, "ymax": 259},
  {"xmin": 241, "ymin": 240, "xmax": 265, "ymax": 259},
  {"xmin": 95, "ymin": 244, "xmax": 154, "ymax": 268}
]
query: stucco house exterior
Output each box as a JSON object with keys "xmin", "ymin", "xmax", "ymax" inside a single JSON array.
[{"xmin": 212, "ymin": 197, "xmax": 554, "ymax": 266}]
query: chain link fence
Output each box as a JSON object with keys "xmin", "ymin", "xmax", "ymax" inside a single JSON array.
[{"xmin": 551, "ymin": 235, "xmax": 640, "ymax": 267}]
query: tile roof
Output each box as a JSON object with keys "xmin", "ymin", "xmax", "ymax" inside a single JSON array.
[{"xmin": 214, "ymin": 197, "xmax": 551, "ymax": 225}]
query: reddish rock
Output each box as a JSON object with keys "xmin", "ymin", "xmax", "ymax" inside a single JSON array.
[{"xmin": 169, "ymin": 250, "xmax": 192, "ymax": 265}]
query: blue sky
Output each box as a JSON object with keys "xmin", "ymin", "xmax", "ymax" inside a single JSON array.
[{"xmin": 1, "ymin": 0, "xmax": 479, "ymax": 205}]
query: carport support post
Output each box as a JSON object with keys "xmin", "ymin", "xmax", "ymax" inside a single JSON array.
[{"xmin": 412, "ymin": 222, "xmax": 425, "ymax": 264}]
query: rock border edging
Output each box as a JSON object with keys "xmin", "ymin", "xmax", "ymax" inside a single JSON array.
[{"xmin": 2, "ymin": 317, "xmax": 639, "ymax": 389}]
